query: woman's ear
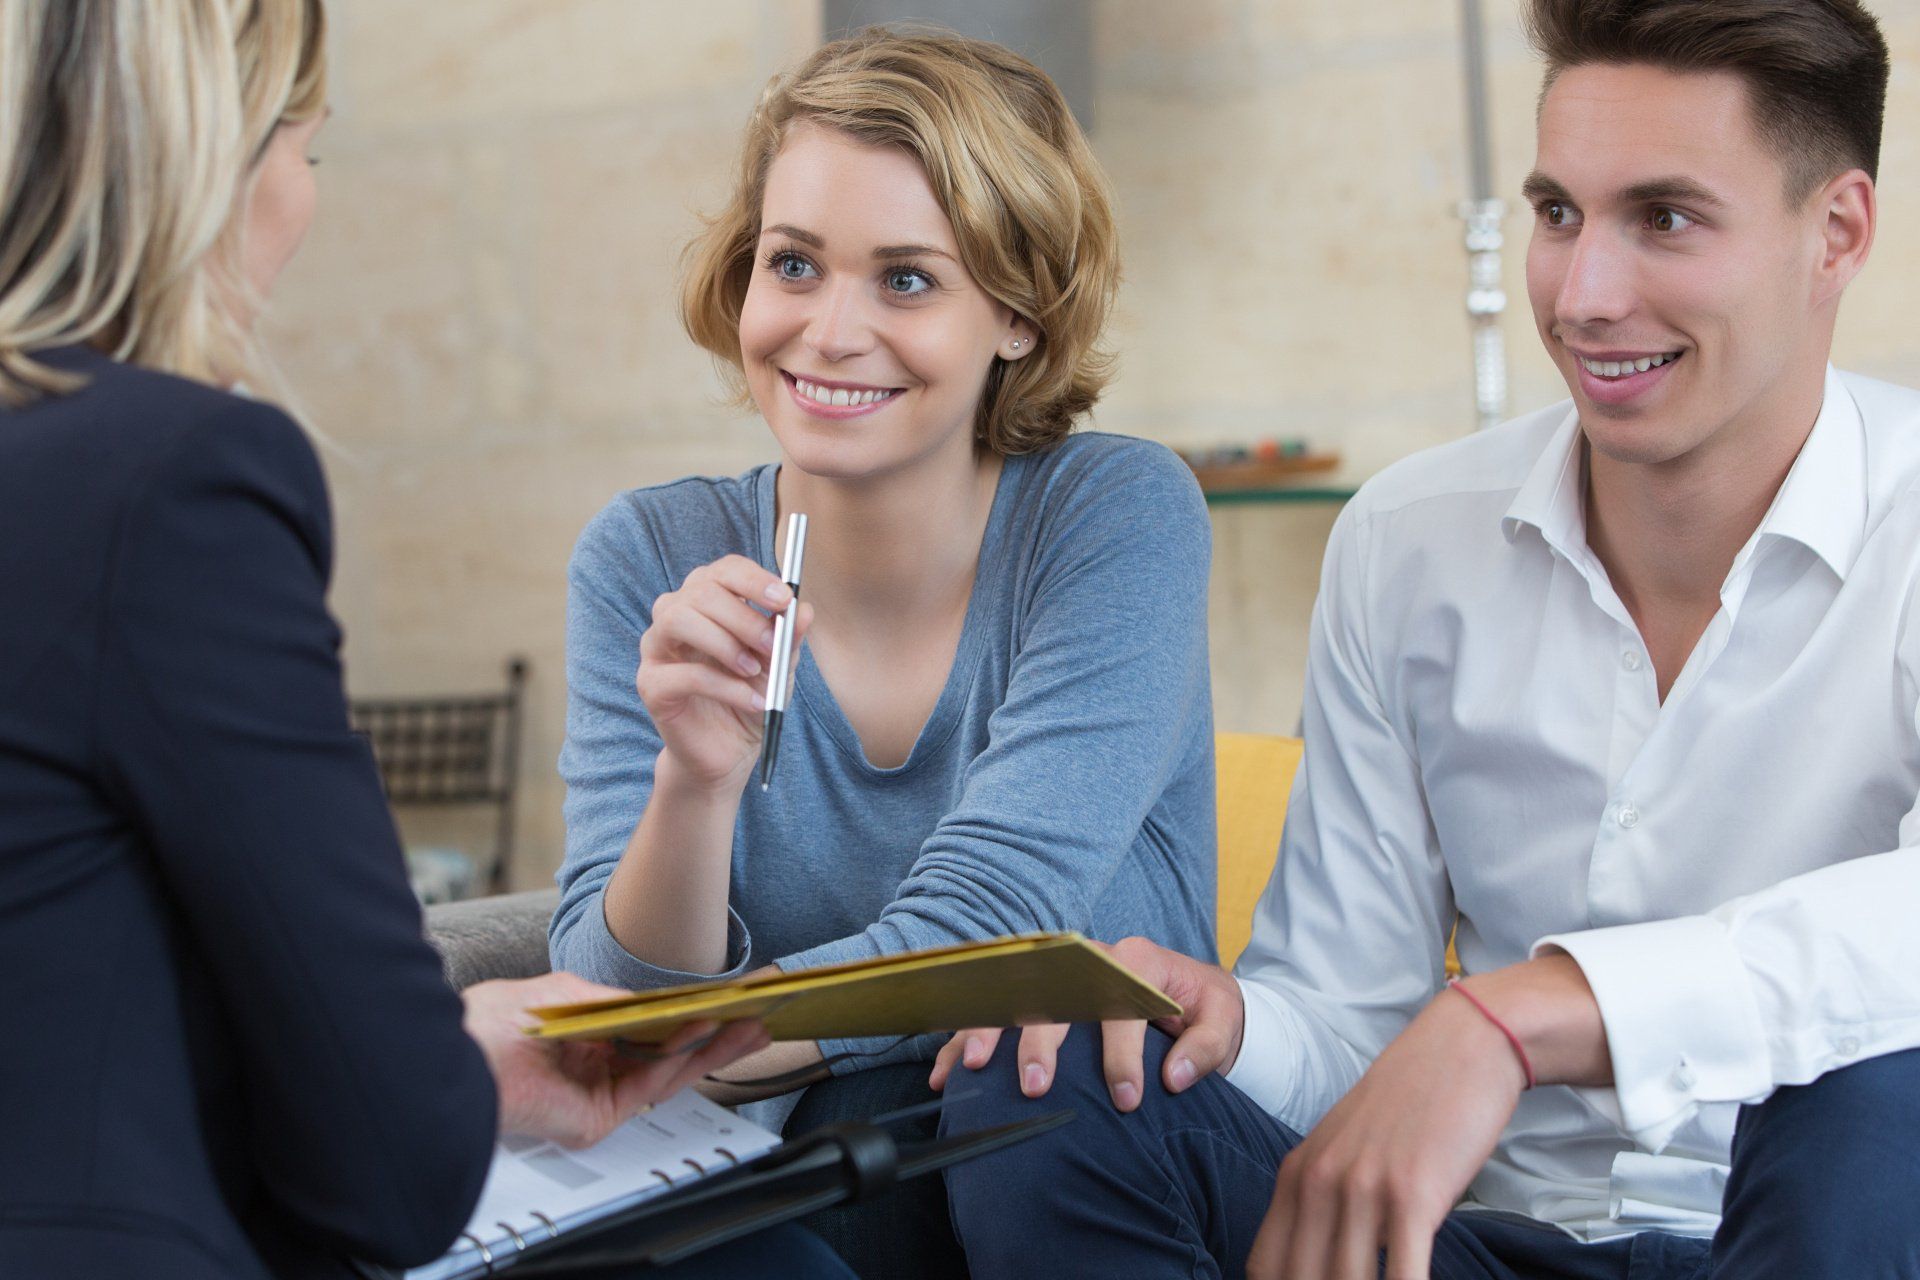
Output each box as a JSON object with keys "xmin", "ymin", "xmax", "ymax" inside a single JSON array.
[{"xmin": 999, "ymin": 317, "xmax": 1040, "ymax": 362}]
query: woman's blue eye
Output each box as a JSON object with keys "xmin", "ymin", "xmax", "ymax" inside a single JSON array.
[
  {"xmin": 773, "ymin": 253, "xmax": 816, "ymax": 280},
  {"xmin": 885, "ymin": 268, "xmax": 932, "ymax": 297}
]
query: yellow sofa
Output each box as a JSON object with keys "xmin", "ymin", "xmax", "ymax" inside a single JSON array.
[{"xmin": 1215, "ymin": 732, "xmax": 1457, "ymax": 975}]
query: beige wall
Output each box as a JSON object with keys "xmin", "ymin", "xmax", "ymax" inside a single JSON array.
[{"xmin": 270, "ymin": 0, "xmax": 1920, "ymax": 886}]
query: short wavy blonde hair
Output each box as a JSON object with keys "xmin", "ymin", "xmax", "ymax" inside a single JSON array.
[
  {"xmin": 0, "ymin": 0, "xmax": 327, "ymax": 405},
  {"xmin": 681, "ymin": 26, "xmax": 1121, "ymax": 455}
]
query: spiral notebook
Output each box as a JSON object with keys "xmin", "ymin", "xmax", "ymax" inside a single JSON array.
[{"xmin": 391, "ymin": 1092, "xmax": 782, "ymax": 1280}]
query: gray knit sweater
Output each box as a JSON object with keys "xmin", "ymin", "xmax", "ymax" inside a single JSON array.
[{"xmin": 550, "ymin": 432, "xmax": 1217, "ymax": 1070}]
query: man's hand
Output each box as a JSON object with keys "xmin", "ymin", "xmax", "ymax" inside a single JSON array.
[
  {"xmin": 1244, "ymin": 985, "xmax": 1522, "ymax": 1279},
  {"xmin": 928, "ymin": 936, "xmax": 1245, "ymax": 1111},
  {"xmin": 1246, "ymin": 955, "xmax": 1608, "ymax": 1279},
  {"xmin": 462, "ymin": 972, "xmax": 769, "ymax": 1148}
]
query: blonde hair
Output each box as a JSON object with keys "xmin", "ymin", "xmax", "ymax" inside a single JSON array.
[
  {"xmin": 0, "ymin": 0, "xmax": 327, "ymax": 406},
  {"xmin": 681, "ymin": 26, "xmax": 1121, "ymax": 455}
]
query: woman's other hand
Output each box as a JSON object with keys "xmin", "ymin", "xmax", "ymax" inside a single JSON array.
[
  {"xmin": 462, "ymin": 971, "xmax": 769, "ymax": 1148},
  {"xmin": 637, "ymin": 554, "xmax": 813, "ymax": 791},
  {"xmin": 927, "ymin": 937, "xmax": 1246, "ymax": 1111}
]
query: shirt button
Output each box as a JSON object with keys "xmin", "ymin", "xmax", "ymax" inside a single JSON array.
[
  {"xmin": 1622, "ymin": 651, "xmax": 1643, "ymax": 672},
  {"xmin": 1616, "ymin": 803, "xmax": 1640, "ymax": 829},
  {"xmin": 1673, "ymin": 1059, "xmax": 1697, "ymax": 1090},
  {"xmin": 1838, "ymin": 1037, "xmax": 1862, "ymax": 1058}
]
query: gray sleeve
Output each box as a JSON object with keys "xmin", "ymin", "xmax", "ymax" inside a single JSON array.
[
  {"xmin": 547, "ymin": 503, "xmax": 755, "ymax": 989},
  {"xmin": 773, "ymin": 443, "xmax": 1214, "ymax": 1069}
]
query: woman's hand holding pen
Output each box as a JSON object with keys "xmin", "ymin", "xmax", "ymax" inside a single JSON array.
[{"xmin": 637, "ymin": 554, "xmax": 813, "ymax": 792}]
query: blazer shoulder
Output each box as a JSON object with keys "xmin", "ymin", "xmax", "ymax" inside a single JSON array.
[{"xmin": 13, "ymin": 352, "xmax": 319, "ymax": 496}]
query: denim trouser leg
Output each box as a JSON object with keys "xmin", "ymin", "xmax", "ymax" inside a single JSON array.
[
  {"xmin": 784, "ymin": 1061, "xmax": 965, "ymax": 1280},
  {"xmin": 545, "ymin": 1222, "xmax": 857, "ymax": 1279},
  {"xmin": 939, "ymin": 1028, "xmax": 1710, "ymax": 1280},
  {"xmin": 939, "ymin": 1026, "xmax": 1300, "ymax": 1279},
  {"xmin": 942, "ymin": 1027, "xmax": 1920, "ymax": 1280},
  {"xmin": 1711, "ymin": 1045, "xmax": 1920, "ymax": 1279}
]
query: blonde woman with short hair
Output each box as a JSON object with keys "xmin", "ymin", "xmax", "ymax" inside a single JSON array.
[
  {"xmin": 550, "ymin": 28, "xmax": 1217, "ymax": 1273},
  {"xmin": 0, "ymin": 5, "xmax": 836, "ymax": 1278}
]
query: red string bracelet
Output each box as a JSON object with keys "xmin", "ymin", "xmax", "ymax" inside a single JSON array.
[{"xmin": 1446, "ymin": 978, "xmax": 1537, "ymax": 1090}]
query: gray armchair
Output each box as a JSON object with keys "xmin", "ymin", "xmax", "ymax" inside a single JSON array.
[{"xmin": 424, "ymin": 888, "xmax": 558, "ymax": 990}]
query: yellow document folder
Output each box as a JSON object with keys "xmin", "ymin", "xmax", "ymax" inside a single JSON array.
[{"xmin": 528, "ymin": 932, "xmax": 1181, "ymax": 1046}]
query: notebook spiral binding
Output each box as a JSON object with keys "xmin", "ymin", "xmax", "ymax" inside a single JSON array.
[{"xmin": 455, "ymin": 1142, "xmax": 745, "ymax": 1275}]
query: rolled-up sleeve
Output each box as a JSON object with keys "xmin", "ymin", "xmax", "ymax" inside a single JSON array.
[
  {"xmin": 549, "ymin": 511, "xmax": 757, "ymax": 987},
  {"xmin": 1539, "ymin": 841, "xmax": 1920, "ymax": 1153}
]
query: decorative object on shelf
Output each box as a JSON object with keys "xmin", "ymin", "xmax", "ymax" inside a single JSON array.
[
  {"xmin": 1175, "ymin": 439, "xmax": 1342, "ymax": 495},
  {"xmin": 350, "ymin": 657, "xmax": 528, "ymax": 895}
]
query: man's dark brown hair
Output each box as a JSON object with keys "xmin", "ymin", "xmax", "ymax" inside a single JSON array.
[{"xmin": 1526, "ymin": 0, "xmax": 1891, "ymax": 203}]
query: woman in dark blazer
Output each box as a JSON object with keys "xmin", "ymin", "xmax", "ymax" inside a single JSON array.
[{"xmin": 0, "ymin": 3, "xmax": 849, "ymax": 1278}]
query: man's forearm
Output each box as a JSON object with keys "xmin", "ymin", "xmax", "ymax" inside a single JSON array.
[{"xmin": 1465, "ymin": 950, "xmax": 1612, "ymax": 1087}]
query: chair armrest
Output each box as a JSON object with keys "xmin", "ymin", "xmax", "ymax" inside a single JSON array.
[{"xmin": 425, "ymin": 888, "xmax": 560, "ymax": 990}]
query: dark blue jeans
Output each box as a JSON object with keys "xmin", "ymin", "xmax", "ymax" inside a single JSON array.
[
  {"xmin": 547, "ymin": 1222, "xmax": 856, "ymax": 1278},
  {"xmin": 941, "ymin": 1028, "xmax": 1920, "ymax": 1279}
]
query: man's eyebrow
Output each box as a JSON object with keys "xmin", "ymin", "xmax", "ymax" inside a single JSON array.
[
  {"xmin": 761, "ymin": 223, "xmax": 823, "ymax": 247},
  {"xmin": 1520, "ymin": 171, "xmax": 1571, "ymax": 205},
  {"xmin": 1616, "ymin": 177, "xmax": 1727, "ymax": 208},
  {"xmin": 1519, "ymin": 171, "xmax": 1728, "ymax": 209}
]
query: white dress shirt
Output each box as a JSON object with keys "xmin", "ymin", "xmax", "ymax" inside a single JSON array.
[{"xmin": 1225, "ymin": 367, "xmax": 1920, "ymax": 1239}]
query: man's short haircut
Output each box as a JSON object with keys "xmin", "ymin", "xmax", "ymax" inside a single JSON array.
[{"xmin": 1525, "ymin": 0, "xmax": 1890, "ymax": 204}]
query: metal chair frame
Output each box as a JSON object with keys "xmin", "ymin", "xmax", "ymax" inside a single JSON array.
[{"xmin": 351, "ymin": 657, "xmax": 528, "ymax": 895}]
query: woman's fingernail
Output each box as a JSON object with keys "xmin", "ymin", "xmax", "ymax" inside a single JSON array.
[
  {"xmin": 1023, "ymin": 1063, "xmax": 1048, "ymax": 1095},
  {"xmin": 761, "ymin": 625, "xmax": 775, "ymax": 647},
  {"xmin": 736, "ymin": 653, "xmax": 761, "ymax": 675},
  {"xmin": 752, "ymin": 692, "xmax": 766, "ymax": 710},
  {"xmin": 765, "ymin": 583, "xmax": 790, "ymax": 603},
  {"xmin": 1113, "ymin": 1080, "xmax": 1140, "ymax": 1110}
]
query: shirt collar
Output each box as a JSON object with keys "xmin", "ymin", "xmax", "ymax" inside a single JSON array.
[
  {"xmin": 1751, "ymin": 365, "xmax": 1867, "ymax": 582},
  {"xmin": 1501, "ymin": 405, "xmax": 1588, "ymax": 564},
  {"xmin": 1500, "ymin": 366, "xmax": 1868, "ymax": 582}
]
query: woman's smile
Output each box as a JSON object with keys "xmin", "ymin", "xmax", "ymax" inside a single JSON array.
[{"xmin": 780, "ymin": 369, "xmax": 906, "ymax": 418}]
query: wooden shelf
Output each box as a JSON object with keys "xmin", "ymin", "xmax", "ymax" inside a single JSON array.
[{"xmin": 1185, "ymin": 453, "xmax": 1354, "ymax": 505}]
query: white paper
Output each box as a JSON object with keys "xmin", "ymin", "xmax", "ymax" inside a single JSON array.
[{"xmin": 404, "ymin": 1092, "xmax": 781, "ymax": 1280}]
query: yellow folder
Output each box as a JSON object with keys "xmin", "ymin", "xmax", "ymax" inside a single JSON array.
[{"xmin": 527, "ymin": 932, "xmax": 1181, "ymax": 1046}]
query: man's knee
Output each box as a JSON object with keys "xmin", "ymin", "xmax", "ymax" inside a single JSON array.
[
  {"xmin": 940, "ymin": 1027, "xmax": 1157, "ymax": 1132},
  {"xmin": 1715, "ymin": 1047, "xmax": 1920, "ymax": 1277},
  {"xmin": 937, "ymin": 1028, "xmax": 1125, "ymax": 1240}
]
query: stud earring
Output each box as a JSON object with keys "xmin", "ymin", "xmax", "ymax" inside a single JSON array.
[{"xmin": 1010, "ymin": 339, "xmax": 1024, "ymax": 350}]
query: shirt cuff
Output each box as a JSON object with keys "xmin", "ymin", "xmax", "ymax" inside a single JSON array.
[
  {"xmin": 558, "ymin": 891, "xmax": 753, "ymax": 990},
  {"xmin": 1536, "ymin": 916, "xmax": 1772, "ymax": 1153},
  {"xmin": 1223, "ymin": 976, "xmax": 1297, "ymax": 1118}
]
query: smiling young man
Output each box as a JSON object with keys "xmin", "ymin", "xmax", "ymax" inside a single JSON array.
[{"xmin": 936, "ymin": 3, "xmax": 1920, "ymax": 1278}]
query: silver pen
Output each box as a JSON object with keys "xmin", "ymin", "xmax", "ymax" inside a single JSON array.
[{"xmin": 758, "ymin": 511, "xmax": 808, "ymax": 790}]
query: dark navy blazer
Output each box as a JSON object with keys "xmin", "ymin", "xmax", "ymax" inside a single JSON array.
[{"xmin": 0, "ymin": 348, "xmax": 497, "ymax": 1278}]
